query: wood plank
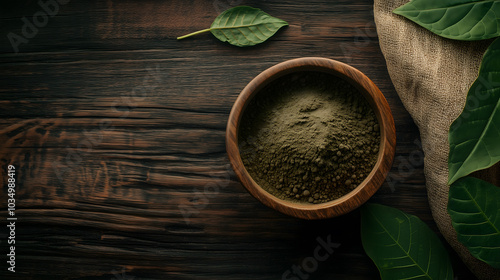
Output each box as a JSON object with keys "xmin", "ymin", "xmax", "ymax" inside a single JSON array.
[{"xmin": 0, "ymin": 0, "xmax": 476, "ymax": 279}]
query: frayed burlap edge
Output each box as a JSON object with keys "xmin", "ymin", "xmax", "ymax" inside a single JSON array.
[{"xmin": 374, "ymin": 1, "xmax": 500, "ymax": 279}]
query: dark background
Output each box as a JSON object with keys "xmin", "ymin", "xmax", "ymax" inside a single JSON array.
[{"xmin": 0, "ymin": 0, "xmax": 476, "ymax": 279}]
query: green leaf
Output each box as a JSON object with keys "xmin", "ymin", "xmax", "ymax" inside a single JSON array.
[
  {"xmin": 448, "ymin": 37, "xmax": 500, "ymax": 184},
  {"xmin": 177, "ymin": 6, "xmax": 288, "ymax": 47},
  {"xmin": 448, "ymin": 177, "xmax": 500, "ymax": 269},
  {"xmin": 393, "ymin": 0, "xmax": 500, "ymax": 41},
  {"xmin": 361, "ymin": 203, "xmax": 453, "ymax": 280}
]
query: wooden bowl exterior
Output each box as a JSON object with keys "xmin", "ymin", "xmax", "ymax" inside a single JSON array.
[{"xmin": 226, "ymin": 57, "xmax": 396, "ymax": 219}]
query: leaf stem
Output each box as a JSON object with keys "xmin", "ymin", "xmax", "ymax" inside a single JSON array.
[{"xmin": 177, "ymin": 28, "xmax": 212, "ymax": 40}]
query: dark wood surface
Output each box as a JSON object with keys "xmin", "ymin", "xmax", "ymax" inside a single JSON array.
[{"xmin": 0, "ymin": 1, "xmax": 477, "ymax": 279}]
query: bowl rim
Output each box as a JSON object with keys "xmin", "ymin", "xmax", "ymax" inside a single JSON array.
[{"xmin": 226, "ymin": 57, "xmax": 396, "ymax": 219}]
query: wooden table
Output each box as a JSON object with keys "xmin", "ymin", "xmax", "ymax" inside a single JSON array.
[{"xmin": 0, "ymin": 1, "xmax": 477, "ymax": 279}]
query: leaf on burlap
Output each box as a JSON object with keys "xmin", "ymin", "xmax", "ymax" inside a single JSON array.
[
  {"xmin": 361, "ymin": 204, "xmax": 454, "ymax": 280},
  {"xmin": 394, "ymin": 0, "xmax": 500, "ymax": 41},
  {"xmin": 448, "ymin": 177, "xmax": 500, "ymax": 269},
  {"xmin": 448, "ymin": 37, "xmax": 500, "ymax": 185}
]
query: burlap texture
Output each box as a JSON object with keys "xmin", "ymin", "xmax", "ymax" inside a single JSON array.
[{"xmin": 374, "ymin": 1, "xmax": 500, "ymax": 279}]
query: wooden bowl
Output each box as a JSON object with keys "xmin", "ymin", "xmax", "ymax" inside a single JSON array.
[{"xmin": 226, "ymin": 57, "xmax": 396, "ymax": 219}]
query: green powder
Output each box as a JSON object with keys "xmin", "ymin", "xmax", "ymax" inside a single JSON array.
[{"xmin": 239, "ymin": 72, "xmax": 381, "ymax": 204}]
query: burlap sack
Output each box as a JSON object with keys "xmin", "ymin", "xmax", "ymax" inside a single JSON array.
[{"xmin": 374, "ymin": 1, "xmax": 500, "ymax": 279}]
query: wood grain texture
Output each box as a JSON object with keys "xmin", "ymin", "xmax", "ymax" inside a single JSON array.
[{"xmin": 0, "ymin": 0, "xmax": 476, "ymax": 279}]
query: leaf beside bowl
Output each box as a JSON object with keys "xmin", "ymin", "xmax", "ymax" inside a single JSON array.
[{"xmin": 177, "ymin": 6, "xmax": 288, "ymax": 47}]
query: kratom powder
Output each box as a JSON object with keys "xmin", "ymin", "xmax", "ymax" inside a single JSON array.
[{"xmin": 239, "ymin": 72, "xmax": 381, "ymax": 204}]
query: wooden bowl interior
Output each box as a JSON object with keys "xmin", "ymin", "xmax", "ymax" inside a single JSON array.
[{"xmin": 226, "ymin": 57, "xmax": 395, "ymax": 219}]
